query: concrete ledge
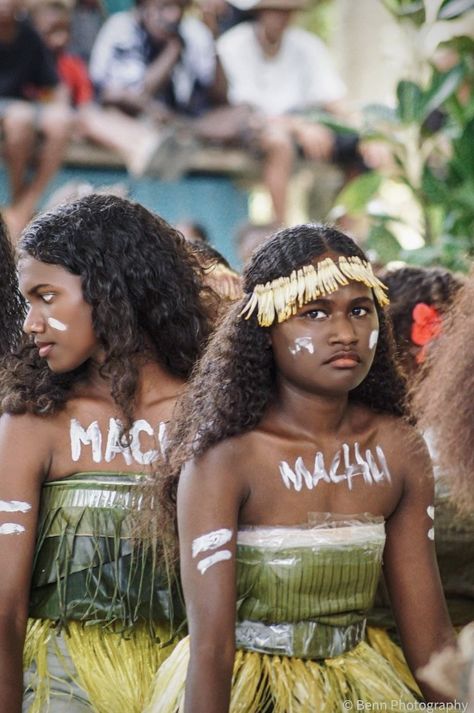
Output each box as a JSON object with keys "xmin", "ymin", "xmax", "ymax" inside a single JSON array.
[{"xmin": 64, "ymin": 139, "xmax": 261, "ymax": 177}]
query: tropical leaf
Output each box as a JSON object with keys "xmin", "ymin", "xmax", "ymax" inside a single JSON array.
[
  {"xmin": 437, "ymin": 0, "xmax": 474, "ymax": 19},
  {"xmin": 396, "ymin": 80, "xmax": 424, "ymax": 123},
  {"xmin": 421, "ymin": 64, "xmax": 465, "ymax": 118},
  {"xmin": 333, "ymin": 172, "xmax": 383, "ymax": 214},
  {"xmin": 366, "ymin": 224, "xmax": 402, "ymax": 263}
]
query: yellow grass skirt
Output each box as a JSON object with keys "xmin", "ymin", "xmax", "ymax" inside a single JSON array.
[
  {"xmin": 145, "ymin": 635, "xmax": 419, "ymax": 713},
  {"xmin": 24, "ymin": 619, "xmax": 177, "ymax": 713},
  {"xmin": 367, "ymin": 627, "xmax": 421, "ymax": 696}
]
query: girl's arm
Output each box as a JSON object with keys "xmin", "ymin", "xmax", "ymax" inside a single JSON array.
[
  {"xmin": 383, "ymin": 426, "xmax": 454, "ymax": 702},
  {"xmin": 177, "ymin": 442, "xmax": 247, "ymax": 713},
  {"xmin": 0, "ymin": 414, "xmax": 50, "ymax": 713}
]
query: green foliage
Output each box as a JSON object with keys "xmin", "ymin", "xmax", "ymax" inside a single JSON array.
[{"xmin": 331, "ymin": 0, "xmax": 474, "ymax": 270}]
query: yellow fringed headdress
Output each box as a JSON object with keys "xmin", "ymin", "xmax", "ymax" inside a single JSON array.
[{"xmin": 239, "ymin": 256, "xmax": 389, "ymax": 327}]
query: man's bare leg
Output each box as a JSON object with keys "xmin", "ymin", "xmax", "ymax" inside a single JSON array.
[
  {"xmin": 259, "ymin": 125, "xmax": 295, "ymax": 225},
  {"xmin": 2, "ymin": 101, "xmax": 37, "ymax": 202}
]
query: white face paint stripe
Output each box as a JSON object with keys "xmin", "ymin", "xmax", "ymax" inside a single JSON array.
[
  {"xmin": 369, "ymin": 330, "xmax": 379, "ymax": 350},
  {"xmin": 0, "ymin": 523, "xmax": 25, "ymax": 534},
  {"xmin": 0, "ymin": 500, "xmax": 31, "ymax": 513},
  {"xmin": 47, "ymin": 317, "xmax": 67, "ymax": 332},
  {"xmin": 197, "ymin": 550, "xmax": 232, "ymax": 575},
  {"xmin": 192, "ymin": 528, "xmax": 233, "ymax": 558},
  {"xmin": 279, "ymin": 444, "xmax": 392, "ymax": 492}
]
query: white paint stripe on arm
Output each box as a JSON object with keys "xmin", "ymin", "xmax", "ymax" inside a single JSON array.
[
  {"xmin": 0, "ymin": 500, "xmax": 31, "ymax": 513},
  {"xmin": 192, "ymin": 528, "xmax": 233, "ymax": 558},
  {"xmin": 0, "ymin": 523, "xmax": 26, "ymax": 534},
  {"xmin": 197, "ymin": 550, "xmax": 232, "ymax": 575}
]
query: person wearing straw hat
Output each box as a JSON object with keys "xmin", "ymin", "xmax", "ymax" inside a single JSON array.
[{"xmin": 216, "ymin": 0, "xmax": 350, "ymax": 225}]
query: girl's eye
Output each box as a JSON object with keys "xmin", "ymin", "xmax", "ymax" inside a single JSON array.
[
  {"xmin": 352, "ymin": 306, "xmax": 369, "ymax": 317},
  {"xmin": 304, "ymin": 309, "xmax": 326, "ymax": 320},
  {"xmin": 40, "ymin": 293, "xmax": 54, "ymax": 303}
]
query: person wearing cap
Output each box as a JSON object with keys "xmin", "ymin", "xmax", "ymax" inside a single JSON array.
[{"xmin": 216, "ymin": 0, "xmax": 362, "ymax": 225}]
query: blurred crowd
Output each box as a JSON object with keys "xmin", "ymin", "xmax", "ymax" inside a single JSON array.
[{"xmin": 0, "ymin": 0, "xmax": 387, "ymax": 239}]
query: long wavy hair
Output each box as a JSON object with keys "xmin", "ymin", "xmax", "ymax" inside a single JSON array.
[
  {"xmin": 159, "ymin": 224, "xmax": 407, "ymax": 543},
  {"xmin": 0, "ymin": 194, "xmax": 214, "ymax": 426},
  {"xmin": 0, "ymin": 214, "xmax": 26, "ymax": 355},
  {"xmin": 412, "ymin": 275, "xmax": 474, "ymax": 512}
]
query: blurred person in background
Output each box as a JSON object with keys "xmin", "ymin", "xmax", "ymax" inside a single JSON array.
[
  {"xmin": 0, "ymin": 0, "xmax": 72, "ymax": 239},
  {"xmin": 82, "ymin": 0, "xmax": 228, "ymax": 178}
]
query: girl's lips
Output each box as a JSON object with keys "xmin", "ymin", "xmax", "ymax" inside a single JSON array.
[
  {"xmin": 37, "ymin": 343, "xmax": 55, "ymax": 358},
  {"xmin": 328, "ymin": 357, "xmax": 359, "ymax": 368}
]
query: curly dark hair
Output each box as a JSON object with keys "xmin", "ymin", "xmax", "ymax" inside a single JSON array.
[
  {"xmin": 0, "ymin": 194, "xmax": 214, "ymax": 425},
  {"xmin": 412, "ymin": 275, "xmax": 474, "ymax": 513},
  {"xmin": 0, "ymin": 214, "xmax": 26, "ymax": 355},
  {"xmin": 158, "ymin": 224, "xmax": 407, "ymax": 540},
  {"xmin": 380, "ymin": 265, "xmax": 464, "ymax": 375}
]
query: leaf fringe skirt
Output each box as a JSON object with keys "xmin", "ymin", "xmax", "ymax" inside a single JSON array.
[
  {"xmin": 24, "ymin": 618, "xmax": 177, "ymax": 713},
  {"xmin": 144, "ymin": 635, "xmax": 419, "ymax": 713}
]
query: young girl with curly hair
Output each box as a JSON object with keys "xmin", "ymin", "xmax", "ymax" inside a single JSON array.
[
  {"xmin": 145, "ymin": 223, "xmax": 454, "ymax": 713},
  {"xmin": 0, "ymin": 194, "xmax": 214, "ymax": 713}
]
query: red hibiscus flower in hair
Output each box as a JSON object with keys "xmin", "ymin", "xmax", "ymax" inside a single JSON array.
[{"xmin": 411, "ymin": 302, "xmax": 442, "ymax": 364}]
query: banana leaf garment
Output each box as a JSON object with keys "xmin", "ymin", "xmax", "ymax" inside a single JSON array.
[
  {"xmin": 23, "ymin": 473, "xmax": 184, "ymax": 713},
  {"xmin": 146, "ymin": 515, "xmax": 418, "ymax": 713}
]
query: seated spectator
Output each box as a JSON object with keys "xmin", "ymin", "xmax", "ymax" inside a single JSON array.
[
  {"xmin": 81, "ymin": 0, "xmax": 228, "ymax": 178},
  {"xmin": 217, "ymin": 0, "xmax": 372, "ymax": 224},
  {"xmin": 69, "ymin": 0, "xmax": 105, "ymax": 64},
  {"xmin": 31, "ymin": 0, "xmax": 94, "ymax": 108},
  {"xmin": 0, "ymin": 0, "xmax": 72, "ymax": 239}
]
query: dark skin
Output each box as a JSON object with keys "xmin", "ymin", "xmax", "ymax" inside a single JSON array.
[
  {"xmin": 178, "ymin": 280, "xmax": 454, "ymax": 713},
  {"xmin": 0, "ymin": 258, "xmax": 185, "ymax": 713}
]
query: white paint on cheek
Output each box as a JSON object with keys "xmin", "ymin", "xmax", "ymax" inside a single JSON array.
[
  {"xmin": 428, "ymin": 528, "xmax": 435, "ymax": 541},
  {"xmin": 47, "ymin": 317, "xmax": 68, "ymax": 332},
  {"xmin": 0, "ymin": 500, "xmax": 31, "ymax": 513},
  {"xmin": 0, "ymin": 523, "xmax": 25, "ymax": 535},
  {"xmin": 192, "ymin": 528, "xmax": 233, "ymax": 558},
  {"xmin": 369, "ymin": 329, "xmax": 379, "ymax": 350},
  {"xmin": 197, "ymin": 549, "xmax": 232, "ymax": 574},
  {"xmin": 289, "ymin": 337, "xmax": 315, "ymax": 356}
]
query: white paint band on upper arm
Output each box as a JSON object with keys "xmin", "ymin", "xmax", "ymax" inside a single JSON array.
[
  {"xmin": 197, "ymin": 550, "xmax": 232, "ymax": 575},
  {"xmin": 0, "ymin": 500, "xmax": 31, "ymax": 513},
  {"xmin": 0, "ymin": 523, "xmax": 26, "ymax": 534},
  {"xmin": 192, "ymin": 528, "xmax": 233, "ymax": 558}
]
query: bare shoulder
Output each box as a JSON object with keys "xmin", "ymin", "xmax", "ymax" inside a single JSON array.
[
  {"xmin": 0, "ymin": 411, "xmax": 55, "ymax": 482},
  {"xmin": 179, "ymin": 431, "xmax": 260, "ymax": 496},
  {"xmin": 375, "ymin": 413, "xmax": 432, "ymax": 480}
]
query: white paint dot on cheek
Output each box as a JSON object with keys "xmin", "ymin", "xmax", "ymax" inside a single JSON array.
[
  {"xmin": 47, "ymin": 317, "xmax": 68, "ymax": 332},
  {"xmin": 369, "ymin": 330, "xmax": 379, "ymax": 350},
  {"xmin": 0, "ymin": 523, "xmax": 25, "ymax": 535},
  {"xmin": 427, "ymin": 505, "xmax": 435, "ymax": 520},
  {"xmin": 428, "ymin": 527, "xmax": 435, "ymax": 541},
  {"xmin": 289, "ymin": 337, "xmax": 315, "ymax": 356}
]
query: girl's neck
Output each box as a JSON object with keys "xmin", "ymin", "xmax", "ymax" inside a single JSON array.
[{"xmin": 267, "ymin": 377, "xmax": 351, "ymax": 440}]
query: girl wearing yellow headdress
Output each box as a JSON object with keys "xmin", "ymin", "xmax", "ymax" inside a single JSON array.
[{"xmin": 147, "ymin": 223, "xmax": 454, "ymax": 712}]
